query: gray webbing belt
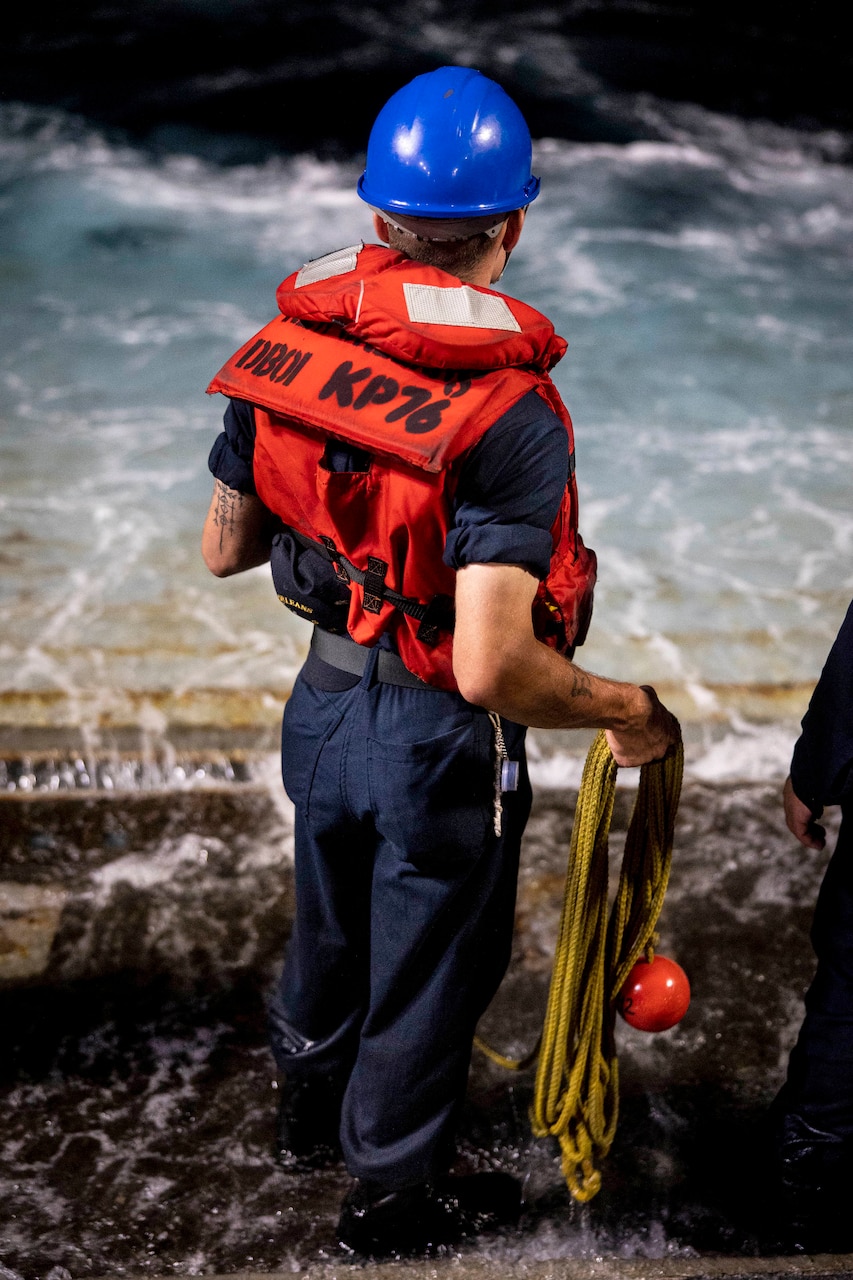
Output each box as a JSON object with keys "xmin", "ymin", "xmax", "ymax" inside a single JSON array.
[{"xmin": 310, "ymin": 628, "xmax": 437, "ymax": 690}]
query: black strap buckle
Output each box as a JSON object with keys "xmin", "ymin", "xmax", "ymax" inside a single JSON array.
[
  {"xmin": 416, "ymin": 594, "xmax": 455, "ymax": 646},
  {"xmin": 363, "ymin": 556, "xmax": 388, "ymax": 614},
  {"xmin": 320, "ymin": 534, "xmax": 350, "ymax": 584}
]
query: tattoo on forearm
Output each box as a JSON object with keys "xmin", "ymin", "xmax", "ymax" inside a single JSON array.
[
  {"xmin": 213, "ymin": 480, "xmax": 244, "ymax": 551},
  {"xmin": 569, "ymin": 667, "xmax": 594, "ymax": 700}
]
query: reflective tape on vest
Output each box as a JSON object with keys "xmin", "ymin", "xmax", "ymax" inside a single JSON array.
[{"xmin": 402, "ymin": 282, "xmax": 522, "ymax": 332}]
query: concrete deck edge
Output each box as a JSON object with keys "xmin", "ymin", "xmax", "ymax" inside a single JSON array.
[{"xmin": 95, "ymin": 1252, "xmax": 853, "ymax": 1280}]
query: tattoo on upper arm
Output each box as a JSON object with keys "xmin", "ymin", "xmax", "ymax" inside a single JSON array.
[{"xmin": 213, "ymin": 480, "xmax": 244, "ymax": 551}]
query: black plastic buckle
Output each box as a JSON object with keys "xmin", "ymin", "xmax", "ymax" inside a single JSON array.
[
  {"xmin": 320, "ymin": 535, "xmax": 350, "ymax": 584},
  {"xmin": 363, "ymin": 556, "xmax": 388, "ymax": 614},
  {"xmin": 416, "ymin": 594, "xmax": 455, "ymax": 646}
]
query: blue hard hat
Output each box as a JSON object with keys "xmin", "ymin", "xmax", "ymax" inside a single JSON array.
[{"xmin": 357, "ymin": 66, "xmax": 540, "ymax": 219}]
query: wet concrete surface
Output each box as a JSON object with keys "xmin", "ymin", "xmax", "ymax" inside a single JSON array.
[{"xmin": 1, "ymin": 770, "xmax": 851, "ymax": 1277}]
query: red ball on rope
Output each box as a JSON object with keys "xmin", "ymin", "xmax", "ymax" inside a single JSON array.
[{"xmin": 617, "ymin": 955, "xmax": 690, "ymax": 1032}]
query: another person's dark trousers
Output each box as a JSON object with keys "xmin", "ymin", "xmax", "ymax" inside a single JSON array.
[
  {"xmin": 269, "ymin": 648, "xmax": 531, "ymax": 1190},
  {"xmin": 783, "ymin": 806, "xmax": 853, "ymax": 1138}
]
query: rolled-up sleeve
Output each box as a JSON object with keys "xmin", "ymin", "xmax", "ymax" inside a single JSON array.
[
  {"xmin": 444, "ymin": 389, "xmax": 569, "ymax": 581},
  {"xmin": 208, "ymin": 399, "xmax": 257, "ymax": 495}
]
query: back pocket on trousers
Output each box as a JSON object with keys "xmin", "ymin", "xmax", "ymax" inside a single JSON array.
[{"xmin": 367, "ymin": 716, "xmax": 492, "ymax": 867}]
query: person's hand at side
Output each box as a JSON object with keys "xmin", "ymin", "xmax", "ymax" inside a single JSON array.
[{"xmin": 783, "ymin": 774, "xmax": 826, "ymax": 850}]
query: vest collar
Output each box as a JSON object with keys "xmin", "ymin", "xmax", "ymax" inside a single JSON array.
[{"xmin": 275, "ymin": 243, "xmax": 567, "ymax": 374}]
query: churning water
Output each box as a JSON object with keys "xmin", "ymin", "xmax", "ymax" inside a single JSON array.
[
  {"xmin": 2, "ymin": 94, "xmax": 852, "ymax": 779},
  {"xmin": 2, "ymin": 70, "xmax": 853, "ymax": 1278}
]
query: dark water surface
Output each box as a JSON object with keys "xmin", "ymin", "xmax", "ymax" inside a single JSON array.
[
  {"xmin": 4, "ymin": 0, "xmax": 852, "ymax": 156},
  {"xmin": 0, "ymin": 776, "xmax": 842, "ymax": 1276}
]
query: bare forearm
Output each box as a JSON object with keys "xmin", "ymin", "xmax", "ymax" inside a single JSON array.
[
  {"xmin": 453, "ymin": 562, "xmax": 679, "ymax": 766},
  {"xmin": 202, "ymin": 479, "xmax": 274, "ymax": 576},
  {"xmin": 456, "ymin": 618, "xmax": 649, "ymax": 732}
]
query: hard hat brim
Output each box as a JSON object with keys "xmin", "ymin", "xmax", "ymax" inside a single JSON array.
[{"xmin": 358, "ymin": 174, "xmax": 541, "ymax": 224}]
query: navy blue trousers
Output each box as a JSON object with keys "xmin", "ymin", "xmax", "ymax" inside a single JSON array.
[
  {"xmin": 269, "ymin": 649, "xmax": 531, "ymax": 1189},
  {"xmin": 784, "ymin": 808, "xmax": 853, "ymax": 1137}
]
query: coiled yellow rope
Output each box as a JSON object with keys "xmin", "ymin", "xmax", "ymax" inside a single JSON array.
[{"xmin": 474, "ymin": 729, "xmax": 683, "ymax": 1202}]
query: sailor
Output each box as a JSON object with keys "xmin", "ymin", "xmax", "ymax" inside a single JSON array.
[
  {"xmin": 776, "ymin": 598, "xmax": 853, "ymax": 1248},
  {"xmin": 202, "ymin": 64, "xmax": 680, "ymax": 1255}
]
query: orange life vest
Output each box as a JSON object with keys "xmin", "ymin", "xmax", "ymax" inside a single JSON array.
[{"xmin": 207, "ymin": 243, "xmax": 596, "ymax": 691}]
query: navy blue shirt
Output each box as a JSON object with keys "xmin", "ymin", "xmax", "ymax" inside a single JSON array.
[{"xmin": 209, "ymin": 389, "xmax": 569, "ymax": 579}]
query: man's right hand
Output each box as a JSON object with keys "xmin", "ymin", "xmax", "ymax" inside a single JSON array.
[{"xmin": 605, "ymin": 685, "xmax": 681, "ymax": 768}]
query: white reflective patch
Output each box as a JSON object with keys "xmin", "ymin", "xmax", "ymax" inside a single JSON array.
[
  {"xmin": 403, "ymin": 282, "xmax": 522, "ymax": 332},
  {"xmin": 295, "ymin": 243, "xmax": 363, "ymax": 288}
]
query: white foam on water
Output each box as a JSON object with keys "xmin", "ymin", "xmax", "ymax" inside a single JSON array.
[
  {"xmin": 89, "ymin": 836, "xmax": 227, "ymax": 895},
  {"xmin": 527, "ymin": 714, "xmax": 801, "ymax": 791},
  {"xmin": 534, "ymin": 133, "xmax": 724, "ymax": 172},
  {"xmin": 687, "ymin": 717, "xmax": 800, "ymax": 783},
  {"xmin": 527, "ymin": 748, "xmax": 586, "ymax": 791},
  {"xmin": 2, "ymin": 99, "xmax": 852, "ymax": 721}
]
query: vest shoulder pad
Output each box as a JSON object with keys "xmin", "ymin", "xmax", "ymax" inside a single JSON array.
[{"xmin": 276, "ymin": 243, "xmax": 567, "ymax": 374}]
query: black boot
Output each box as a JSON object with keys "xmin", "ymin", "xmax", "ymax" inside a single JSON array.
[
  {"xmin": 337, "ymin": 1171, "xmax": 522, "ymax": 1256},
  {"xmin": 775, "ymin": 1111, "xmax": 853, "ymax": 1251},
  {"xmin": 275, "ymin": 1073, "xmax": 343, "ymax": 1171}
]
